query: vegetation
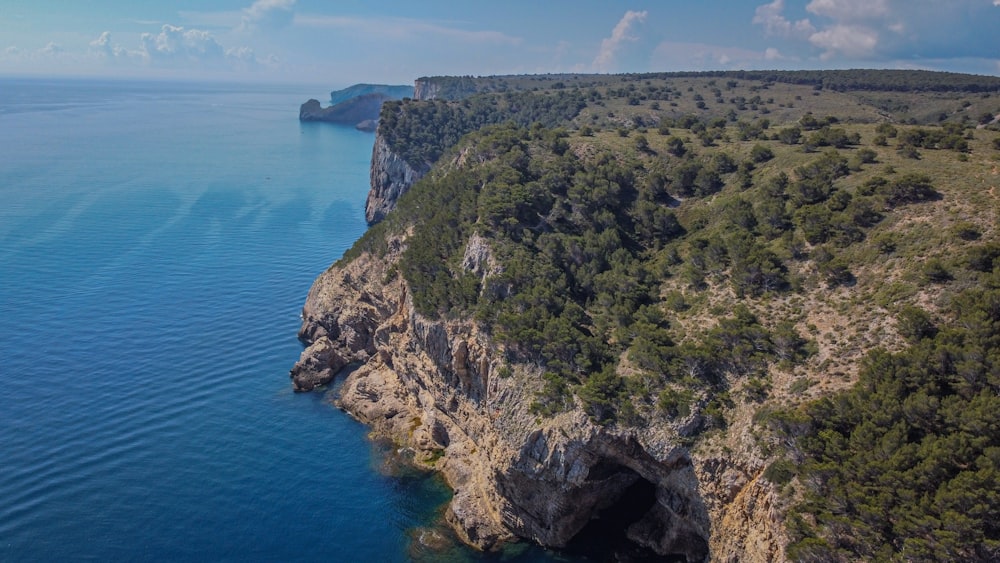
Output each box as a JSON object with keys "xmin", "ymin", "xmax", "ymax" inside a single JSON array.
[
  {"xmin": 342, "ymin": 69, "xmax": 1000, "ymax": 559},
  {"xmin": 378, "ymin": 89, "xmax": 586, "ymax": 166},
  {"xmin": 416, "ymin": 69, "xmax": 1000, "ymax": 100},
  {"xmin": 776, "ymin": 281, "xmax": 1000, "ymax": 562}
]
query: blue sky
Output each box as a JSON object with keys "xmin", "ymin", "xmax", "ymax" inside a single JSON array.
[{"xmin": 2, "ymin": 0, "xmax": 998, "ymax": 85}]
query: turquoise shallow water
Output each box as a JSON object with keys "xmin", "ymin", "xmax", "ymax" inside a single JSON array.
[{"xmin": 0, "ymin": 77, "xmax": 572, "ymax": 562}]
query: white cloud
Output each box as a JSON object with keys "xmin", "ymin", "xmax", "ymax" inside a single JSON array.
[
  {"xmin": 225, "ymin": 46, "xmax": 264, "ymax": 70},
  {"xmin": 764, "ymin": 47, "xmax": 791, "ymax": 60},
  {"xmin": 592, "ymin": 10, "xmax": 648, "ymax": 72},
  {"xmin": 750, "ymin": 0, "xmax": 1000, "ymax": 72},
  {"xmin": 140, "ymin": 24, "xmax": 225, "ymax": 62},
  {"xmin": 809, "ymin": 24, "xmax": 879, "ymax": 59},
  {"xmin": 90, "ymin": 28, "xmax": 255, "ymax": 69},
  {"xmin": 754, "ymin": 0, "xmax": 891, "ymax": 61},
  {"xmin": 294, "ymin": 14, "xmax": 521, "ymax": 45},
  {"xmin": 753, "ymin": 0, "xmax": 815, "ymax": 38},
  {"xmin": 90, "ymin": 31, "xmax": 113, "ymax": 56},
  {"xmin": 89, "ymin": 31, "xmax": 132, "ymax": 59},
  {"xmin": 1, "ymin": 41, "xmax": 83, "ymax": 66},
  {"xmin": 651, "ymin": 40, "xmax": 771, "ymax": 71},
  {"xmin": 806, "ymin": 0, "xmax": 890, "ymax": 21},
  {"xmin": 226, "ymin": 46, "xmax": 255, "ymax": 61},
  {"xmin": 1, "ymin": 21, "xmax": 275, "ymax": 76},
  {"xmin": 40, "ymin": 42, "xmax": 63, "ymax": 56},
  {"xmin": 241, "ymin": 0, "xmax": 296, "ymax": 31}
]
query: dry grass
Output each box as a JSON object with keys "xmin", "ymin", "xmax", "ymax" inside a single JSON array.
[{"xmin": 569, "ymin": 114, "xmax": 1000, "ymax": 411}]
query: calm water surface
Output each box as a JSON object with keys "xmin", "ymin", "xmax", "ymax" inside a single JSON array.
[{"xmin": 0, "ymin": 77, "xmax": 570, "ymax": 562}]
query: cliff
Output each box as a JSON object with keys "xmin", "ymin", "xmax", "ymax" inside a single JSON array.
[
  {"xmin": 293, "ymin": 70, "xmax": 1000, "ymax": 561},
  {"xmin": 364, "ymin": 132, "xmax": 428, "ymax": 225},
  {"xmin": 412, "ymin": 78, "xmax": 439, "ymax": 101},
  {"xmin": 413, "ymin": 76, "xmax": 486, "ymax": 101},
  {"xmin": 291, "ymin": 236, "xmax": 779, "ymax": 561}
]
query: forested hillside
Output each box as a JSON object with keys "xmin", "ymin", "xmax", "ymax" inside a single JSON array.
[{"xmin": 345, "ymin": 70, "xmax": 1000, "ymax": 561}]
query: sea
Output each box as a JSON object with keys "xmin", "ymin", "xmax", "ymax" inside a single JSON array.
[{"xmin": 0, "ymin": 78, "xmax": 567, "ymax": 562}]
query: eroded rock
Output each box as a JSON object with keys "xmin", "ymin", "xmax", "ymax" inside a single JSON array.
[
  {"xmin": 365, "ymin": 133, "xmax": 428, "ymax": 225},
  {"xmin": 289, "ymin": 336, "xmax": 346, "ymax": 392},
  {"xmin": 293, "ymin": 241, "xmax": 782, "ymax": 561}
]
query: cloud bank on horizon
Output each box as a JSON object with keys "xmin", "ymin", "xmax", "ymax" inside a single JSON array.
[{"xmin": 1, "ymin": 0, "xmax": 998, "ymax": 83}]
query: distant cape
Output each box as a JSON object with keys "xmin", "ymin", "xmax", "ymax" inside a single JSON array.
[
  {"xmin": 329, "ymin": 83, "xmax": 413, "ymax": 105},
  {"xmin": 299, "ymin": 83, "xmax": 413, "ymax": 130}
]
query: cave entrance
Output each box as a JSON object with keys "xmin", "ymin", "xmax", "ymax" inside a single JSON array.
[{"xmin": 562, "ymin": 470, "xmax": 685, "ymax": 562}]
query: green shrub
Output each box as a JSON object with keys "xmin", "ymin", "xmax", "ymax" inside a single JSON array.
[
  {"xmin": 579, "ymin": 365, "xmax": 626, "ymax": 424},
  {"xmin": 922, "ymin": 258, "xmax": 952, "ymax": 283},
  {"xmin": 750, "ymin": 143, "xmax": 775, "ymax": 163},
  {"xmin": 763, "ymin": 458, "xmax": 796, "ymax": 485},
  {"xmin": 658, "ymin": 387, "xmax": 694, "ymax": 418},
  {"xmin": 896, "ymin": 305, "xmax": 936, "ymax": 341},
  {"xmin": 967, "ymin": 243, "xmax": 1000, "ymax": 272}
]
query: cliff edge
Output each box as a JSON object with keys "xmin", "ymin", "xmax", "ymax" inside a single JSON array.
[
  {"xmin": 292, "ymin": 69, "xmax": 1000, "ymax": 562},
  {"xmin": 364, "ymin": 131, "xmax": 429, "ymax": 225},
  {"xmin": 291, "ymin": 234, "xmax": 783, "ymax": 562}
]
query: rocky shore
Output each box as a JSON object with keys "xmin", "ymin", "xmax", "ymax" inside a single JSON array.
[{"xmin": 289, "ymin": 128, "xmax": 785, "ymax": 561}]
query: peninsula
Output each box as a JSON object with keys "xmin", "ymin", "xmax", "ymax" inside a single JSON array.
[
  {"xmin": 299, "ymin": 83, "xmax": 413, "ymax": 130},
  {"xmin": 293, "ymin": 70, "xmax": 1000, "ymax": 562}
]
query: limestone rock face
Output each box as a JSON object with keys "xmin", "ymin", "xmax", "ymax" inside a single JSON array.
[
  {"xmin": 289, "ymin": 336, "xmax": 346, "ymax": 392},
  {"xmin": 364, "ymin": 133, "xmax": 428, "ymax": 225},
  {"xmin": 292, "ymin": 231, "xmax": 786, "ymax": 561},
  {"xmin": 413, "ymin": 79, "xmax": 440, "ymax": 101}
]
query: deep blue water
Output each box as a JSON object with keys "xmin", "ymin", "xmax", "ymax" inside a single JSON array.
[{"xmin": 0, "ymin": 78, "xmax": 565, "ymax": 562}]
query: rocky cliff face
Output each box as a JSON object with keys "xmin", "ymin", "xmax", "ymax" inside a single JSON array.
[
  {"xmin": 413, "ymin": 78, "xmax": 439, "ymax": 101},
  {"xmin": 291, "ymin": 232, "xmax": 786, "ymax": 562},
  {"xmin": 364, "ymin": 133, "xmax": 428, "ymax": 225}
]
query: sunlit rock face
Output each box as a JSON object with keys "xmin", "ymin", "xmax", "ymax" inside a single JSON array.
[
  {"xmin": 364, "ymin": 133, "xmax": 428, "ymax": 225},
  {"xmin": 290, "ymin": 231, "xmax": 778, "ymax": 562}
]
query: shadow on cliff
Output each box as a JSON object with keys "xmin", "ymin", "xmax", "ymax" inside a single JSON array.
[{"xmin": 563, "ymin": 469, "xmax": 708, "ymax": 563}]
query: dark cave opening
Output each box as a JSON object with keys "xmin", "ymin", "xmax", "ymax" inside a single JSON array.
[{"xmin": 562, "ymin": 473, "xmax": 688, "ymax": 562}]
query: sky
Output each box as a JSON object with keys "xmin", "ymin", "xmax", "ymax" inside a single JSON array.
[{"xmin": 2, "ymin": 0, "xmax": 999, "ymax": 86}]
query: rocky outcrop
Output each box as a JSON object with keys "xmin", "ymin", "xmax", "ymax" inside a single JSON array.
[
  {"xmin": 292, "ymin": 232, "xmax": 785, "ymax": 561},
  {"xmin": 289, "ymin": 336, "xmax": 347, "ymax": 392},
  {"xmin": 364, "ymin": 133, "xmax": 429, "ymax": 225}
]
